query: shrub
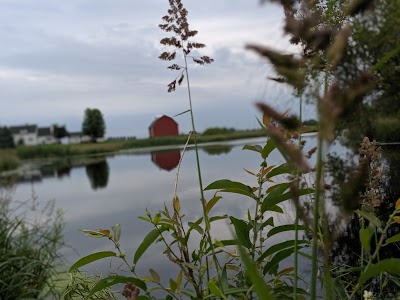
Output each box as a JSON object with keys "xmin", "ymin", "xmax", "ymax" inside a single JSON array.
[
  {"xmin": 202, "ymin": 127, "xmax": 236, "ymax": 135},
  {"xmin": 374, "ymin": 117, "xmax": 400, "ymax": 142}
]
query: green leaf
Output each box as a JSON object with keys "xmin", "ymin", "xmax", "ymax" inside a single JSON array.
[
  {"xmin": 261, "ymin": 139, "xmax": 276, "ymax": 159},
  {"xmin": 333, "ymin": 278, "xmax": 349, "ymax": 299},
  {"xmin": 176, "ymin": 270, "xmax": 183, "ymax": 292},
  {"xmin": 359, "ymin": 225, "xmax": 375, "ymax": 253},
  {"xmin": 205, "ymin": 196, "xmax": 223, "ymax": 214},
  {"xmin": 242, "ymin": 144, "xmax": 262, "ymax": 153},
  {"xmin": 221, "ymin": 266, "xmax": 229, "ymax": 291},
  {"xmin": 206, "ymin": 280, "xmax": 226, "ymax": 299},
  {"xmin": 258, "ymin": 240, "xmax": 309, "ymax": 262},
  {"xmin": 384, "ymin": 233, "xmax": 400, "ymax": 246},
  {"xmin": 149, "ymin": 269, "xmax": 160, "ymax": 283},
  {"xmin": 237, "ymin": 245, "xmax": 274, "ymax": 300},
  {"xmin": 169, "ymin": 278, "xmax": 177, "ymax": 292},
  {"xmin": 134, "ymin": 226, "xmax": 168, "ymax": 264},
  {"xmin": 230, "ymin": 217, "xmax": 252, "ymax": 249},
  {"xmin": 112, "ymin": 224, "xmax": 121, "ymax": 242},
  {"xmin": 204, "ymin": 180, "xmax": 256, "ymax": 199},
  {"xmin": 187, "ymin": 217, "xmax": 204, "ymax": 237},
  {"xmin": 153, "ymin": 213, "xmax": 161, "ymax": 225},
  {"xmin": 267, "ymin": 224, "xmax": 311, "ymax": 238},
  {"xmin": 358, "ymin": 259, "xmax": 400, "ymax": 286},
  {"xmin": 262, "ymin": 186, "xmax": 313, "ymax": 213},
  {"xmin": 88, "ymin": 276, "xmax": 147, "ymax": 297},
  {"xmin": 69, "ymin": 251, "xmax": 117, "ymax": 271},
  {"xmin": 355, "ymin": 210, "xmax": 382, "ymax": 229},
  {"xmin": 266, "ymin": 205, "xmax": 284, "ymax": 214},
  {"xmin": 210, "ymin": 215, "xmax": 228, "ymax": 222},
  {"xmin": 260, "ymin": 216, "xmax": 274, "ymax": 231},
  {"xmin": 263, "ymin": 247, "xmax": 299, "ymax": 275},
  {"xmin": 265, "ymin": 163, "xmax": 294, "ymax": 179}
]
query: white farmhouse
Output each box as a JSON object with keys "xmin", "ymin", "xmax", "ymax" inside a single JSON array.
[
  {"xmin": 37, "ymin": 127, "xmax": 58, "ymax": 145},
  {"xmin": 9, "ymin": 124, "xmax": 38, "ymax": 146}
]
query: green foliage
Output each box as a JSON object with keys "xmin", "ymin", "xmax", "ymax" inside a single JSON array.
[
  {"xmin": 0, "ymin": 149, "xmax": 19, "ymax": 171},
  {"xmin": 0, "ymin": 196, "xmax": 64, "ymax": 299},
  {"xmin": 82, "ymin": 108, "xmax": 106, "ymax": 141},
  {"xmin": 0, "ymin": 127, "xmax": 14, "ymax": 149},
  {"xmin": 374, "ymin": 117, "xmax": 400, "ymax": 142},
  {"xmin": 63, "ymin": 271, "xmax": 117, "ymax": 300},
  {"xmin": 202, "ymin": 127, "xmax": 236, "ymax": 136}
]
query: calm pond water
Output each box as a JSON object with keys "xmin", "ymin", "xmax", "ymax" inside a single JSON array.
[{"xmin": 5, "ymin": 135, "xmax": 337, "ymax": 284}]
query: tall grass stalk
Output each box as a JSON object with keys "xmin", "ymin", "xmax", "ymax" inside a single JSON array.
[{"xmin": 158, "ymin": 0, "xmax": 221, "ymax": 291}]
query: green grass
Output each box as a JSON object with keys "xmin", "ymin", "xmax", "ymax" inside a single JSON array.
[{"xmin": 0, "ymin": 149, "xmax": 19, "ymax": 171}]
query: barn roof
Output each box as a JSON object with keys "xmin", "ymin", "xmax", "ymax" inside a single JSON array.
[{"xmin": 148, "ymin": 115, "xmax": 177, "ymax": 129}]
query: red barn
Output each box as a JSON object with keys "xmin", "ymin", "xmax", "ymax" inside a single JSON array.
[{"xmin": 149, "ymin": 115, "xmax": 179, "ymax": 138}]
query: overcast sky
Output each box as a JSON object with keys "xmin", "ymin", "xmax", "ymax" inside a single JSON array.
[{"xmin": 0, "ymin": 0, "xmax": 315, "ymax": 138}]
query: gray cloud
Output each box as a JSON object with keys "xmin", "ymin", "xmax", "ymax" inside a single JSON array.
[{"xmin": 0, "ymin": 0, "xmax": 312, "ymax": 137}]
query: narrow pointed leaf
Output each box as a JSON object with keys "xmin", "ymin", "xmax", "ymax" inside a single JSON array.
[
  {"xmin": 230, "ymin": 217, "xmax": 251, "ymax": 249},
  {"xmin": 265, "ymin": 163, "xmax": 294, "ymax": 179},
  {"xmin": 176, "ymin": 270, "xmax": 183, "ymax": 292},
  {"xmin": 134, "ymin": 227, "xmax": 168, "ymax": 264},
  {"xmin": 263, "ymin": 247, "xmax": 299, "ymax": 275},
  {"xmin": 70, "ymin": 251, "xmax": 117, "ymax": 271},
  {"xmin": 359, "ymin": 225, "xmax": 374, "ymax": 253},
  {"xmin": 358, "ymin": 259, "xmax": 400, "ymax": 286},
  {"xmin": 267, "ymin": 224, "xmax": 311, "ymax": 238},
  {"xmin": 205, "ymin": 196, "xmax": 222, "ymax": 214},
  {"xmin": 261, "ymin": 139, "xmax": 276, "ymax": 159},
  {"xmin": 242, "ymin": 144, "xmax": 262, "ymax": 153},
  {"xmin": 237, "ymin": 244, "xmax": 274, "ymax": 300},
  {"xmin": 384, "ymin": 233, "xmax": 400, "ymax": 246},
  {"xmin": 355, "ymin": 210, "xmax": 382, "ymax": 229},
  {"xmin": 206, "ymin": 280, "xmax": 226, "ymax": 299},
  {"xmin": 258, "ymin": 240, "xmax": 309, "ymax": 262},
  {"xmin": 112, "ymin": 224, "xmax": 121, "ymax": 242}
]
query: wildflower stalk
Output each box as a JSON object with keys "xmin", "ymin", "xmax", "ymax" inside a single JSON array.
[{"xmin": 159, "ymin": 0, "xmax": 221, "ymax": 293}]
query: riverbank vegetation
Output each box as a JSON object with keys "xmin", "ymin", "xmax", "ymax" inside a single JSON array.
[
  {"xmin": 0, "ymin": 192, "xmax": 64, "ymax": 299},
  {"xmin": 0, "ymin": 129, "xmax": 268, "ymax": 172}
]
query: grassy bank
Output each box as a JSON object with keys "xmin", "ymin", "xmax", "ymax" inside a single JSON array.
[{"xmin": 0, "ymin": 130, "xmax": 266, "ymax": 172}]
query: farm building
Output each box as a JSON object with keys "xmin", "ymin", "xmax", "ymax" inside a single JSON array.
[{"xmin": 149, "ymin": 115, "xmax": 179, "ymax": 138}]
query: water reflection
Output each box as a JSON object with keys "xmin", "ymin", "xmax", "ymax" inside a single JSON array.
[
  {"xmin": 201, "ymin": 145, "xmax": 233, "ymax": 156},
  {"xmin": 151, "ymin": 149, "xmax": 181, "ymax": 171},
  {"xmin": 85, "ymin": 160, "xmax": 110, "ymax": 190}
]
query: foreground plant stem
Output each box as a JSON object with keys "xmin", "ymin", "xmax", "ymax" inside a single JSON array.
[
  {"xmin": 294, "ymin": 91, "xmax": 303, "ymax": 300},
  {"xmin": 183, "ymin": 54, "xmax": 222, "ymax": 291}
]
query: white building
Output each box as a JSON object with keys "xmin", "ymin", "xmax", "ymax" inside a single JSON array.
[
  {"xmin": 9, "ymin": 124, "xmax": 38, "ymax": 146},
  {"xmin": 9, "ymin": 124, "xmax": 67, "ymax": 146}
]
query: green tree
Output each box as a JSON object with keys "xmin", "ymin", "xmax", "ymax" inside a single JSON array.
[
  {"xmin": 0, "ymin": 127, "xmax": 15, "ymax": 149},
  {"xmin": 82, "ymin": 108, "xmax": 105, "ymax": 142}
]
